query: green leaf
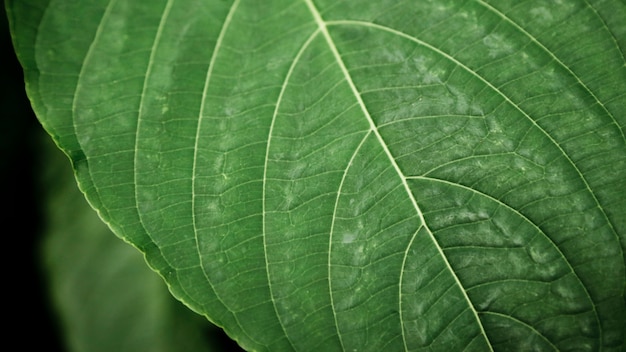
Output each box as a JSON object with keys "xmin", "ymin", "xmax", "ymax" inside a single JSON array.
[
  {"xmin": 39, "ymin": 133, "xmax": 219, "ymax": 352},
  {"xmin": 8, "ymin": 0, "xmax": 626, "ymax": 350}
]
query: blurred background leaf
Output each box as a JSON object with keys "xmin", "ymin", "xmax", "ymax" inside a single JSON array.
[{"xmin": 39, "ymin": 134, "xmax": 216, "ymax": 352}]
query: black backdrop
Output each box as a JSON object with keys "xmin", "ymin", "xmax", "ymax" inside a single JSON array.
[{"xmin": 1, "ymin": 5, "xmax": 65, "ymax": 351}]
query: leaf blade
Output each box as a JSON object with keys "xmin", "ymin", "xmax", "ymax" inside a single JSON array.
[{"xmin": 8, "ymin": 0, "xmax": 626, "ymax": 350}]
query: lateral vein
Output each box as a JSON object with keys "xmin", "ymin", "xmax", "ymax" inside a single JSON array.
[{"xmin": 303, "ymin": 1, "xmax": 493, "ymax": 350}]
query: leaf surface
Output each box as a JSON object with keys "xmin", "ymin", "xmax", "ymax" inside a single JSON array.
[
  {"xmin": 40, "ymin": 134, "xmax": 217, "ymax": 352},
  {"xmin": 8, "ymin": 0, "xmax": 626, "ymax": 350}
]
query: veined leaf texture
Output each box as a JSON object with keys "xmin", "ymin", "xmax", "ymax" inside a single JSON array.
[{"xmin": 8, "ymin": 0, "xmax": 626, "ymax": 350}]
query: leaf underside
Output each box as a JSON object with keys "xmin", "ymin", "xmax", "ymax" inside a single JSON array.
[
  {"xmin": 40, "ymin": 135, "xmax": 214, "ymax": 352},
  {"xmin": 8, "ymin": 0, "xmax": 626, "ymax": 351}
]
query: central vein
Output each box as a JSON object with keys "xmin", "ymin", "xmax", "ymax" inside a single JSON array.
[{"xmin": 303, "ymin": 0, "xmax": 493, "ymax": 350}]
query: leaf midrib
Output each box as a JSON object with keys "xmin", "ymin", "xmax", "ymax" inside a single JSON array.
[
  {"xmin": 326, "ymin": 16, "xmax": 617, "ymax": 342},
  {"xmin": 304, "ymin": 1, "xmax": 493, "ymax": 351},
  {"xmin": 70, "ymin": 1, "xmax": 622, "ymax": 350}
]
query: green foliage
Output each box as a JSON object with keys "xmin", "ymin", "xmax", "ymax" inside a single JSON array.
[
  {"xmin": 7, "ymin": 0, "xmax": 626, "ymax": 350},
  {"xmin": 40, "ymin": 136, "xmax": 216, "ymax": 352}
]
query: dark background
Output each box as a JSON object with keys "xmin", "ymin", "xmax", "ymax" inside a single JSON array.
[{"xmin": 1, "ymin": 4, "xmax": 65, "ymax": 351}]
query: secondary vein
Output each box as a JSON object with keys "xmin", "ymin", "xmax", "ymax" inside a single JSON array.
[{"xmin": 303, "ymin": 1, "xmax": 493, "ymax": 350}]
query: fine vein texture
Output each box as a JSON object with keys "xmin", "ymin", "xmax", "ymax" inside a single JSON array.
[
  {"xmin": 7, "ymin": 0, "xmax": 626, "ymax": 351},
  {"xmin": 40, "ymin": 134, "xmax": 216, "ymax": 352}
]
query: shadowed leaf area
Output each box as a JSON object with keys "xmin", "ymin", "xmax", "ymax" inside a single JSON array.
[{"xmin": 7, "ymin": 0, "xmax": 626, "ymax": 351}]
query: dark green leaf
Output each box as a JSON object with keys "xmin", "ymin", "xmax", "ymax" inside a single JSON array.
[
  {"xmin": 40, "ymin": 134, "xmax": 217, "ymax": 352},
  {"xmin": 8, "ymin": 0, "xmax": 626, "ymax": 350}
]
